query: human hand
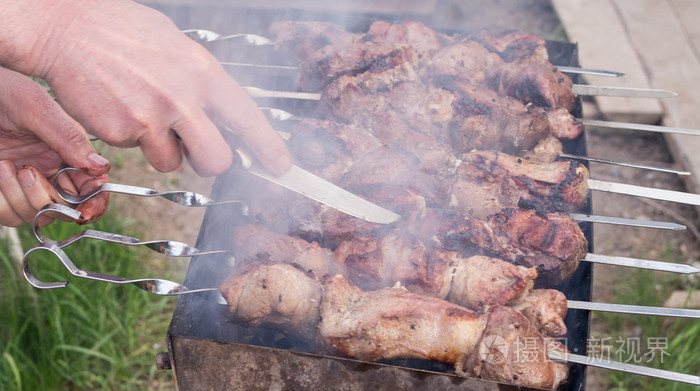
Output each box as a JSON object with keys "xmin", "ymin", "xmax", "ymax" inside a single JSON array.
[
  {"xmin": 0, "ymin": 0, "xmax": 291, "ymax": 177},
  {"xmin": 0, "ymin": 67, "xmax": 110, "ymax": 227}
]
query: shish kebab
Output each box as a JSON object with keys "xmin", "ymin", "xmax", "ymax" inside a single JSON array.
[
  {"xmin": 241, "ymin": 88, "xmax": 700, "ymax": 208},
  {"xmin": 183, "ymin": 25, "xmax": 693, "ymax": 138},
  {"xmin": 22, "ymin": 244, "xmax": 700, "ymax": 387}
]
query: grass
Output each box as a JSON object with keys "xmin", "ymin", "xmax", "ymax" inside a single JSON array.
[
  {"xmin": 0, "ymin": 217, "xmax": 177, "ymax": 391},
  {"xmin": 594, "ymin": 248, "xmax": 700, "ymax": 391}
]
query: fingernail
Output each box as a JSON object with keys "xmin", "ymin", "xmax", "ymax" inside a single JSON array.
[
  {"xmin": 18, "ymin": 167, "xmax": 36, "ymax": 188},
  {"xmin": 0, "ymin": 160, "xmax": 14, "ymax": 182},
  {"xmin": 273, "ymin": 154, "xmax": 292, "ymax": 175},
  {"xmin": 88, "ymin": 153, "xmax": 110, "ymax": 168}
]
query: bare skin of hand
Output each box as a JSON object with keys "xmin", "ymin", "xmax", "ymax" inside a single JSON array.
[
  {"xmin": 0, "ymin": 0, "xmax": 292, "ymax": 177},
  {"xmin": 0, "ymin": 67, "xmax": 110, "ymax": 227}
]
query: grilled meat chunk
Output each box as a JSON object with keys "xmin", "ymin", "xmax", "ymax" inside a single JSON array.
[
  {"xmin": 454, "ymin": 150, "xmax": 589, "ymax": 216},
  {"xmin": 486, "ymin": 62, "xmax": 575, "ymax": 111},
  {"xmin": 319, "ymin": 274, "xmax": 487, "ymax": 365},
  {"xmin": 415, "ymin": 208, "xmax": 587, "ymax": 285},
  {"xmin": 511, "ymin": 289, "xmax": 568, "ymax": 338},
  {"xmin": 231, "ymin": 224, "xmax": 331, "ymax": 276},
  {"xmin": 319, "ymin": 275, "xmax": 569, "ymax": 389},
  {"xmin": 462, "ymin": 305, "xmax": 570, "ymax": 389},
  {"xmin": 269, "ymin": 20, "xmax": 360, "ymax": 64},
  {"xmin": 448, "ymin": 255, "xmax": 537, "ymax": 311},
  {"xmin": 470, "ymin": 29, "xmax": 550, "ymax": 65},
  {"xmin": 219, "ymin": 262, "xmax": 322, "ymax": 341}
]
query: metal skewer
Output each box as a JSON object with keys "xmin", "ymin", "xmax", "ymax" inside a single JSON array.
[
  {"xmin": 53, "ymin": 167, "xmax": 246, "ymax": 208},
  {"xmin": 549, "ymin": 351, "xmax": 700, "ymax": 386},
  {"xmin": 567, "ymin": 300, "xmax": 700, "ymax": 318},
  {"xmin": 33, "ymin": 203, "xmax": 229, "ymax": 257},
  {"xmin": 22, "ymin": 243, "xmax": 228, "ymax": 304},
  {"xmin": 583, "ymin": 253, "xmax": 699, "ymax": 274}
]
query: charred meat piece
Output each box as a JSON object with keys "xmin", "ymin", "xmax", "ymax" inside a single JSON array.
[
  {"xmin": 511, "ymin": 289, "xmax": 568, "ymax": 338},
  {"xmin": 462, "ymin": 305, "xmax": 570, "ymax": 389},
  {"xmin": 469, "ymin": 29, "xmax": 550, "ymax": 65},
  {"xmin": 366, "ymin": 20, "xmax": 447, "ymax": 55},
  {"xmin": 319, "ymin": 274, "xmax": 487, "ymax": 366},
  {"xmin": 319, "ymin": 275, "xmax": 569, "ymax": 389},
  {"xmin": 331, "ymin": 234, "xmax": 456, "ymax": 298},
  {"xmin": 420, "ymin": 39, "xmax": 502, "ymax": 85},
  {"xmin": 339, "ymin": 146, "xmax": 451, "ymax": 207},
  {"xmin": 486, "ymin": 62, "xmax": 575, "ymax": 111},
  {"xmin": 287, "ymin": 118, "xmax": 382, "ymax": 183},
  {"xmin": 300, "ymin": 42, "xmax": 419, "ymax": 91},
  {"xmin": 415, "ymin": 208, "xmax": 587, "ymax": 286},
  {"xmin": 231, "ymin": 224, "xmax": 331, "ymax": 276},
  {"xmin": 218, "ymin": 262, "xmax": 322, "ymax": 341},
  {"xmin": 448, "ymin": 255, "xmax": 537, "ymax": 312},
  {"xmin": 454, "ymin": 150, "xmax": 589, "ymax": 215},
  {"xmin": 269, "ymin": 20, "xmax": 360, "ymax": 64}
]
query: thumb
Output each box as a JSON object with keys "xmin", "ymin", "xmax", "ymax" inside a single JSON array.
[{"xmin": 23, "ymin": 82, "xmax": 111, "ymax": 176}]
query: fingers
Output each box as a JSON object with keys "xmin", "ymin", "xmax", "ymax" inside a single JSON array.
[
  {"xmin": 1, "ymin": 67, "xmax": 111, "ymax": 177},
  {"xmin": 0, "ymin": 160, "xmax": 60, "ymax": 226},
  {"xmin": 137, "ymin": 128, "xmax": 183, "ymax": 173},
  {"xmin": 171, "ymin": 110, "xmax": 232, "ymax": 177},
  {"xmin": 206, "ymin": 70, "xmax": 292, "ymax": 175}
]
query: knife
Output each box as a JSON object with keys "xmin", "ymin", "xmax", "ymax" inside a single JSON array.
[
  {"xmin": 233, "ymin": 144, "xmax": 401, "ymax": 224},
  {"xmin": 548, "ymin": 351, "xmax": 700, "ymax": 386}
]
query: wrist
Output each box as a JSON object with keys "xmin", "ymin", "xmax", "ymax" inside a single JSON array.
[{"xmin": 0, "ymin": 0, "xmax": 84, "ymax": 77}]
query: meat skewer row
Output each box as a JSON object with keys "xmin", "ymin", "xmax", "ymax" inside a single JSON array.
[
  {"xmin": 218, "ymin": 264, "xmax": 570, "ymax": 389},
  {"xmin": 269, "ymin": 20, "xmax": 576, "ymax": 112}
]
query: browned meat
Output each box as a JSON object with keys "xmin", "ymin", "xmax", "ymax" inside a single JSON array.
[
  {"xmin": 319, "ymin": 275, "xmax": 569, "ymax": 389},
  {"xmin": 218, "ymin": 262, "xmax": 322, "ymax": 341},
  {"xmin": 339, "ymin": 146, "xmax": 451, "ymax": 207},
  {"xmin": 331, "ymin": 234, "xmax": 456, "ymax": 298},
  {"xmin": 287, "ymin": 118, "xmax": 382, "ymax": 183},
  {"xmin": 231, "ymin": 224, "xmax": 331, "ymax": 276},
  {"xmin": 486, "ymin": 63, "xmax": 575, "ymax": 111},
  {"xmin": 462, "ymin": 305, "xmax": 570, "ymax": 389},
  {"xmin": 366, "ymin": 21, "xmax": 447, "ymax": 55},
  {"xmin": 300, "ymin": 42, "xmax": 419, "ymax": 91},
  {"xmin": 269, "ymin": 20, "xmax": 360, "ymax": 64},
  {"xmin": 414, "ymin": 208, "xmax": 587, "ymax": 285},
  {"xmin": 546, "ymin": 107, "xmax": 583, "ymax": 140},
  {"xmin": 448, "ymin": 255, "xmax": 537, "ymax": 311},
  {"xmin": 319, "ymin": 274, "xmax": 487, "ymax": 365},
  {"xmin": 455, "ymin": 150, "xmax": 589, "ymax": 214},
  {"xmin": 521, "ymin": 136, "xmax": 564, "ymax": 163},
  {"xmin": 470, "ymin": 29, "xmax": 550, "ymax": 65},
  {"xmin": 511, "ymin": 289, "xmax": 568, "ymax": 338},
  {"xmin": 420, "ymin": 40, "xmax": 502, "ymax": 84}
]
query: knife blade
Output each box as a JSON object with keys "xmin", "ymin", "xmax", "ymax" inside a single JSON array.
[
  {"xmin": 588, "ymin": 179, "xmax": 700, "ymax": 206},
  {"xmin": 572, "ymin": 84, "xmax": 678, "ymax": 98},
  {"xmin": 548, "ymin": 351, "xmax": 700, "ymax": 386},
  {"xmin": 567, "ymin": 300, "xmax": 700, "ymax": 318},
  {"xmin": 580, "ymin": 118, "xmax": 700, "ymax": 137},
  {"xmin": 583, "ymin": 253, "xmax": 699, "ymax": 274},
  {"xmin": 233, "ymin": 146, "xmax": 401, "ymax": 224}
]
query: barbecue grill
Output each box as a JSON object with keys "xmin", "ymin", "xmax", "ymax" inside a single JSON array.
[{"xmin": 155, "ymin": 6, "xmax": 593, "ymax": 390}]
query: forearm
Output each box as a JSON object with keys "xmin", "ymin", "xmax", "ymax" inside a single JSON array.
[{"xmin": 0, "ymin": 0, "xmax": 84, "ymax": 76}]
